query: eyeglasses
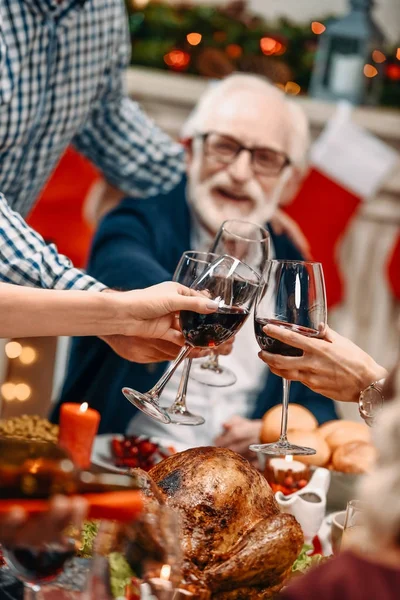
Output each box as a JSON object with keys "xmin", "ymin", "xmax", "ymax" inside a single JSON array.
[{"xmin": 198, "ymin": 132, "xmax": 290, "ymax": 176}]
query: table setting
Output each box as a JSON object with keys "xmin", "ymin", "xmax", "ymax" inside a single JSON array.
[{"xmin": 0, "ymin": 224, "xmax": 377, "ymax": 599}]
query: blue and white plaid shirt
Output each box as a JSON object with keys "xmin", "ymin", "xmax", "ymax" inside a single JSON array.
[{"xmin": 0, "ymin": 0, "xmax": 185, "ymax": 290}]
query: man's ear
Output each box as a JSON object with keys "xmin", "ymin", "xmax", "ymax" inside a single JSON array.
[
  {"xmin": 278, "ymin": 166, "xmax": 308, "ymax": 207},
  {"xmin": 180, "ymin": 137, "xmax": 194, "ymax": 169}
]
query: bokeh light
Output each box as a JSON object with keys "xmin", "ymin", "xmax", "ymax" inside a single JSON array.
[
  {"xmin": 15, "ymin": 383, "xmax": 31, "ymax": 402},
  {"xmin": 396, "ymin": 48, "xmax": 400, "ymax": 60},
  {"xmin": 311, "ymin": 22, "xmax": 326, "ymax": 35},
  {"xmin": 364, "ymin": 64, "xmax": 378, "ymax": 78},
  {"xmin": 260, "ymin": 37, "xmax": 282, "ymax": 56},
  {"xmin": 19, "ymin": 346, "xmax": 37, "ymax": 365},
  {"xmin": 1, "ymin": 382, "xmax": 16, "ymax": 401},
  {"xmin": 5, "ymin": 341, "xmax": 22, "ymax": 359},
  {"xmin": 226, "ymin": 44, "xmax": 243, "ymax": 59},
  {"xmin": 186, "ymin": 33, "xmax": 202, "ymax": 46},
  {"xmin": 372, "ymin": 50, "xmax": 386, "ymax": 63},
  {"xmin": 164, "ymin": 50, "xmax": 191, "ymax": 71},
  {"xmin": 285, "ymin": 81, "xmax": 301, "ymax": 95}
]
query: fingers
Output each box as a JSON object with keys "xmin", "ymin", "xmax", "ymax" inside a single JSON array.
[
  {"xmin": 262, "ymin": 323, "xmax": 321, "ymax": 352},
  {"xmin": 168, "ymin": 284, "xmax": 219, "ymax": 314}
]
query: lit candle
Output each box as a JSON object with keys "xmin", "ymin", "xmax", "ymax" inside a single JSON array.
[
  {"xmin": 265, "ymin": 456, "xmax": 310, "ymax": 495},
  {"xmin": 148, "ymin": 564, "xmax": 174, "ymax": 600},
  {"xmin": 58, "ymin": 402, "xmax": 100, "ymax": 469}
]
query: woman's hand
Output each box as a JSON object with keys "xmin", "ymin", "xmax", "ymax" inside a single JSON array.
[
  {"xmin": 259, "ymin": 324, "xmax": 387, "ymax": 403},
  {"xmin": 101, "ymin": 282, "xmax": 219, "ymax": 363}
]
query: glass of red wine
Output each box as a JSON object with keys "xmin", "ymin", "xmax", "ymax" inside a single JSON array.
[
  {"xmin": 122, "ymin": 255, "xmax": 260, "ymax": 424},
  {"xmin": 249, "ymin": 259, "xmax": 327, "ymax": 456},
  {"xmin": 167, "ymin": 250, "xmax": 219, "ymax": 425},
  {"xmin": 2, "ymin": 535, "xmax": 77, "ymax": 600},
  {"xmin": 190, "ymin": 220, "xmax": 270, "ymax": 387}
]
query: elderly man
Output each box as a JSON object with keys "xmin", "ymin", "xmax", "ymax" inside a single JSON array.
[{"xmin": 54, "ymin": 75, "xmax": 337, "ymax": 458}]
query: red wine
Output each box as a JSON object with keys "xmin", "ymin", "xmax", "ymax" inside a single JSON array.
[
  {"xmin": 254, "ymin": 318, "xmax": 320, "ymax": 357},
  {"xmin": 180, "ymin": 306, "xmax": 249, "ymax": 347},
  {"xmin": 3, "ymin": 543, "xmax": 75, "ymax": 583}
]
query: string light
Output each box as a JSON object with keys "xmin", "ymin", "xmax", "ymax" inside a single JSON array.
[
  {"xmin": 133, "ymin": 0, "xmax": 149, "ymax": 8},
  {"xmin": 372, "ymin": 50, "xmax": 386, "ymax": 63},
  {"xmin": 19, "ymin": 346, "xmax": 37, "ymax": 365},
  {"xmin": 364, "ymin": 64, "xmax": 378, "ymax": 78},
  {"xmin": 186, "ymin": 33, "xmax": 202, "ymax": 46},
  {"xmin": 5, "ymin": 341, "xmax": 22, "ymax": 359},
  {"xmin": 1, "ymin": 382, "xmax": 16, "ymax": 401},
  {"xmin": 285, "ymin": 81, "xmax": 301, "ymax": 95},
  {"xmin": 260, "ymin": 37, "xmax": 283, "ymax": 56},
  {"xmin": 311, "ymin": 22, "xmax": 326, "ymax": 35},
  {"xmin": 15, "ymin": 383, "xmax": 31, "ymax": 402},
  {"xmin": 226, "ymin": 44, "xmax": 243, "ymax": 59},
  {"xmin": 164, "ymin": 50, "xmax": 190, "ymax": 71}
]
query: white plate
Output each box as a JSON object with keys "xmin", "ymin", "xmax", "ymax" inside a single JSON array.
[{"xmin": 91, "ymin": 433, "xmax": 187, "ymax": 474}]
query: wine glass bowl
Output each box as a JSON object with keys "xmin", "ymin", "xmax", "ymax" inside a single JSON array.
[
  {"xmin": 122, "ymin": 255, "xmax": 259, "ymax": 424},
  {"xmin": 167, "ymin": 251, "xmax": 219, "ymax": 426},
  {"xmin": 190, "ymin": 219, "xmax": 270, "ymax": 387},
  {"xmin": 249, "ymin": 260, "xmax": 327, "ymax": 457}
]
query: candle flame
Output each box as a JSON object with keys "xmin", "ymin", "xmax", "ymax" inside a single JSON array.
[
  {"xmin": 285, "ymin": 455, "xmax": 294, "ymax": 463},
  {"xmin": 160, "ymin": 564, "xmax": 171, "ymax": 581},
  {"xmin": 79, "ymin": 402, "xmax": 89, "ymax": 413}
]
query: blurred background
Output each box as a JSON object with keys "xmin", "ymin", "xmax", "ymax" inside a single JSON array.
[{"xmin": 1, "ymin": 0, "xmax": 399, "ymax": 422}]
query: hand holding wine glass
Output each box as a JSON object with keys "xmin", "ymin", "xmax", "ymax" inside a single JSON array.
[
  {"xmin": 122, "ymin": 255, "xmax": 260, "ymax": 424},
  {"xmin": 190, "ymin": 219, "xmax": 270, "ymax": 387},
  {"xmin": 250, "ymin": 260, "xmax": 327, "ymax": 457}
]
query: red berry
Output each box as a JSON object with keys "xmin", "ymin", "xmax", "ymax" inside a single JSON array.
[
  {"xmin": 298, "ymin": 479, "xmax": 308, "ymax": 488},
  {"xmin": 284, "ymin": 476, "xmax": 294, "ymax": 488},
  {"xmin": 111, "ymin": 439, "xmax": 124, "ymax": 458},
  {"xmin": 139, "ymin": 440, "xmax": 156, "ymax": 457}
]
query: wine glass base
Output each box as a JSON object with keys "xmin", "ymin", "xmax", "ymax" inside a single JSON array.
[
  {"xmin": 122, "ymin": 387, "xmax": 171, "ymax": 424},
  {"xmin": 190, "ymin": 362, "xmax": 237, "ymax": 387},
  {"xmin": 166, "ymin": 409, "xmax": 205, "ymax": 426},
  {"xmin": 249, "ymin": 442, "xmax": 316, "ymax": 457}
]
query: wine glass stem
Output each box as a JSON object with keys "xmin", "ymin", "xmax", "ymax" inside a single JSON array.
[
  {"xmin": 150, "ymin": 345, "xmax": 192, "ymax": 398},
  {"xmin": 279, "ymin": 378, "xmax": 291, "ymax": 443},
  {"xmin": 170, "ymin": 358, "xmax": 192, "ymax": 412},
  {"xmin": 24, "ymin": 584, "xmax": 41, "ymax": 600}
]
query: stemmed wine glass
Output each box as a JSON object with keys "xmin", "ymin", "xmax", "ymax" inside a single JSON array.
[
  {"xmin": 190, "ymin": 219, "xmax": 270, "ymax": 387},
  {"xmin": 249, "ymin": 259, "xmax": 327, "ymax": 456},
  {"xmin": 122, "ymin": 255, "xmax": 260, "ymax": 424},
  {"xmin": 167, "ymin": 250, "xmax": 218, "ymax": 425},
  {"xmin": 2, "ymin": 532, "xmax": 78, "ymax": 600}
]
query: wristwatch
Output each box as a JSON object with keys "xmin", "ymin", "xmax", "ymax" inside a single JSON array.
[{"xmin": 358, "ymin": 379, "xmax": 385, "ymax": 426}]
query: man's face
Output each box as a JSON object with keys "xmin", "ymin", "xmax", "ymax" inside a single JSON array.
[{"xmin": 186, "ymin": 89, "xmax": 291, "ymax": 234}]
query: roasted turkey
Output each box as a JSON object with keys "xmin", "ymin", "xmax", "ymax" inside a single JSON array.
[{"xmin": 132, "ymin": 446, "xmax": 303, "ymax": 599}]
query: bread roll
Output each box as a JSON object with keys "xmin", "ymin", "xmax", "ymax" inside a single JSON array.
[
  {"xmin": 318, "ymin": 420, "xmax": 343, "ymax": 440},
  {"xmin": 286, "ymin": 430, "xmax": 331, "ymax": 466},
  {"xmin": 325, "ymin": 421, "xmax": 371, "ymax": 452},
  {"xmin": 261, "ymin": 404, "xmax": 317, "ymax": 444},
  {"xmin": 332, "ymin": 441, "xmax": 377, "ymax": 474}
]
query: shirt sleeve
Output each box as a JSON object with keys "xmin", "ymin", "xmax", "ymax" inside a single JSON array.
[
  {"xmin": 72, "ymin": 3, "xmax": 185, "ymax": 198},
  {"xmin": 0, "ymin": 193, "xmax": 106, "ymax": 291}
]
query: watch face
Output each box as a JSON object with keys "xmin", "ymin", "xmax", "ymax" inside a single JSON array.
[{"xmin": 359, "ymin": 386, "xmax": 384, "ymax": 419}]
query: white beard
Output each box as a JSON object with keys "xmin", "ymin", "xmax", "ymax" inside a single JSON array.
[{"xmin": 186, "ymin": 154, "xmax": 285, "ymax": 234}]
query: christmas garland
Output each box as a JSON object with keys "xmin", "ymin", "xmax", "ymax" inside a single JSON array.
[{"xmin": 125, "ymin": 0, "xmax": 400, "ymax": 107}]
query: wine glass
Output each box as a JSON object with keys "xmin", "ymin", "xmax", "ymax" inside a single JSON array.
[
  {"xmin": 249, "ymin": 259, "xmax": 327, "ymax": 456},
  {"xmin": 122, "ymin": 255, "xmax": 260, "ymax": 424},
  {"xmin": 341, "ymin": 500, "xmax": 365, "ymax": 551},
  {"xmin": 190, "ymin": 219, "xmax": 270, "ymax": 387},
  {"xmin": 2, "ymin": 530, "xmax": 78, "ymax": 600},
  {"xmin": 167, "ymin": 250, "xmax": 219, "ymax": 425}
]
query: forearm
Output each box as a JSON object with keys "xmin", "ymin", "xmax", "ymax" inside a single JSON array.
[
  {"xmin": 0, "ymin": 194, "xmax": 106, "ymax": 291},
  {"xmin": 0, "ymin": 285, "xmax": 124, "ymax": 338}
]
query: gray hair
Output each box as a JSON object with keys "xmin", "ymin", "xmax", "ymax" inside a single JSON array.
[
  {"xmin": 181, "ymin": 73, "xmax": 310, "ymax": 176},
  {"xmin": 357, "ymin": 369, "xmax": 400, "ymax": 548}
]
